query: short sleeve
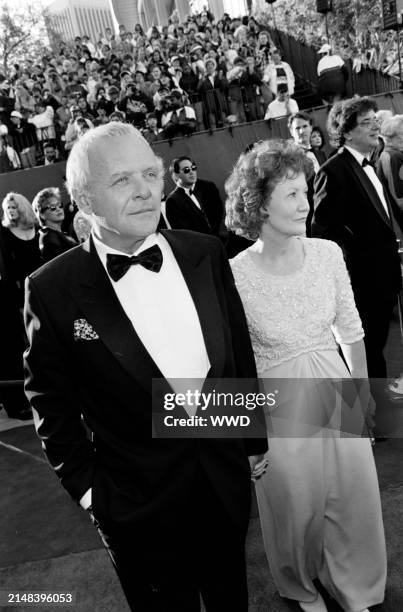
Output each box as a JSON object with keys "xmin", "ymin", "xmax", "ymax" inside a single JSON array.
[{"xmin": 329, "ymin": 242, "xmax": 364, "ymax": 344}]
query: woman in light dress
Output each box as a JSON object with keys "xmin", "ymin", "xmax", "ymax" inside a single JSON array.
[{"xmin": 226, "ymin": 140, "xmax": 386, "ymax": 612}]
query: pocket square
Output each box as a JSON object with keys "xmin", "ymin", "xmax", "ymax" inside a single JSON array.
[{"xmin": 74, "ymin": 318, "xmax": 99, "ymax": 341}]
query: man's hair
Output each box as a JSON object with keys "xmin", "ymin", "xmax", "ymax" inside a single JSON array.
[
  {"xmin": 277, "ymin": 83, "xmax": 288, "ymax": 94},
  {"xmin": 169, "ymin": 155, "xmax": 195, "ymax": 175},
  {"xmin": 66, "ymin": 122, "xmax": 164, "ymax": 207},
  {"xmin": 327, "ymin": 96, "xmax": 378, "ymax": 146},
  {"xmin": 225, "ymin": 139, "xmax": 314, "ymax": 240},
  {"xmin": 287, "ymin": 111, "xmax": 313, "ymax": 129},
  {"xmin": 32, "ymin": 187, "xmax": 61, "ymax": 223}
]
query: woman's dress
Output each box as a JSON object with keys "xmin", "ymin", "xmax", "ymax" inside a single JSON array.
[
  {"xmin": 231, "ymin": 237, "xmax": 386, "ymax": 610},
  {"xmin": 2, "ymin": 226, "xmax": 42, "ymax": 306}
]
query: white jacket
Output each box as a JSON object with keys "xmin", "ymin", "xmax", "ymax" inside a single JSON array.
[{"xmin": 263, "ymin": 62, "xmax": 295, "ymax": 96}]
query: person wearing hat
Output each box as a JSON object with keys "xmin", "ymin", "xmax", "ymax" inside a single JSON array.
[
  {"xmin": 9, "ymin": 110, "xmax": 38, "ymax": 168},
  {"xmin": 197, "ymin": 57, "xmax": 228, "ymax": 129},
  {"xmin": 317, "ymin": 43, "xmax": 347, "ymax": 104}
]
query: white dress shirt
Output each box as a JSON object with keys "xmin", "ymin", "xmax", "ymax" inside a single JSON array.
[
  {"xmin": 345, "ymin": 146, "xmax": 389, "ymax": 218},
  {"xmin": 181, "ymin": 185, "xmax": 201, "ymax": 210},
  {"xmin": 301, "ymin": 146, "xmax": 320, "ymax": 174},
  {"xmin": 80, "ymin": 232, "xmax": 210, "ymax": 509}
]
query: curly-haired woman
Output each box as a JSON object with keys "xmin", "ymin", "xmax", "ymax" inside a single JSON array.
[
  {"xmin": 227, "ymin": 139, "xmax": 386, "ymax": 612},
  {"xmin": 32, "ymin": 187, "xmax": 77, "ymax": 263}
]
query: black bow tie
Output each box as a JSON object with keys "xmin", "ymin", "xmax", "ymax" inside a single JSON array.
[
  {"xmin": 362, "ymin": 158, "xmax": 375, "ymax": 169},
  {"xmin": 106, "ymin": 244, "xmax": 163, "ymax": 282}
]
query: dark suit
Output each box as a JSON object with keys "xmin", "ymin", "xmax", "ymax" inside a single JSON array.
[
  {"xmin": 197, "ymin": 74, "xmax": 229, "ymax": 128},
  {"xmin": 312, "ymin": 147, "xmax": 402, "ymax": 379},
  {"xmin": 165, "ymin": 179, "xmax": 226, "ymax": 239},
  {"xmin": 24, "ymin": 230, "xmax": 267, "ymax": 611},
  {"xmin": 39, "ymin": 226, "xmax": 77, "ymax": 263},
  {"xmin": 306, "ymin": 148, "xmax": 327, "ymax": 237}
]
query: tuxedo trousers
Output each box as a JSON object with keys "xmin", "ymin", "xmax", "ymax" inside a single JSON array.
[
  {"xmin": 94, "ymin": 468, "xmax": 249, "ymax": 612},
  {"xmin": 355, "ymin": 291, "xmax": 397, "ymax": 379}
]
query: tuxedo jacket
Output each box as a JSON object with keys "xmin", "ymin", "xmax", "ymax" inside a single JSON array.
[
  {"xmin": 165, "ymin": 179, "xmax": 226, "ymax": 239},
  {"xmin": 24, "ymin": 230, "xmax": 267, "ymax": 530},
  {"xmin": 311, "ymin": 147, "xmax": 401, "ymax": 302},
  {"xmin": 306, "ymin": 148, "xmax": 327, "ymax": 237}
]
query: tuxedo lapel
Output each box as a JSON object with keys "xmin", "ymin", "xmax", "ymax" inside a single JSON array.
[
  {"xmin": 70, "ymin": 237, "xmax": 163, "ymax": 391},
  {"xmin": 176, "ymin": 186, "xmax": 211, "ymax": 230},
  {"xmin": 342, "ymin": 149, "xmax": 392, "ymax": 229},
  {"xmin": 161, "ymin": 230, "xmax": 226, "ymax": 378}
]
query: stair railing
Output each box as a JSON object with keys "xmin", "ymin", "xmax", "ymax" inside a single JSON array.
[{"xmin": 268, "ymin": 27, "xmax": 400, "ymax": 98}]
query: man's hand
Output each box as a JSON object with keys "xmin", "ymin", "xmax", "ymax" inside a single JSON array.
[{"xmin": 249, "ymin": 453, "xmax": 269, "ymax": 482}]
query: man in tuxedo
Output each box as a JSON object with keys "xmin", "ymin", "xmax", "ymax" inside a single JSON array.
[
  {"xmin": 288, "ymin": 111, "xmax": 323, "ymax": 236},
  {"xmin": 165, "ymin": 156, "xmax": 227, "ymax": 240},
  {"xmin": 312, "ymin": 96, "xmax": 402, "ymax": 382},
  {"xmin": 24, "ymin": 123, "xmax": 267, "ymax": 612}
]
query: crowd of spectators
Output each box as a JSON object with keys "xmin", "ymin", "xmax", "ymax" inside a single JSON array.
[{"xmin": 0, "ymin": 10, "xmax": 302, "ymax": 174}]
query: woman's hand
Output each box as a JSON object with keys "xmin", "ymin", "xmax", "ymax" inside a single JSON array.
[{"xmin": 249, "ymin": 454, "xmax": 269, "ymax": 482}]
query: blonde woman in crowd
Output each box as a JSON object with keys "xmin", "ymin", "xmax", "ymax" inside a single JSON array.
[{"xmin": 1, "ymin": 192, "xmax": 41, "ymax": 305}]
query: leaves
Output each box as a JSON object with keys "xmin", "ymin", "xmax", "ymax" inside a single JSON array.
[
  {"xmin": 0, "ymin": 1, "xmax": 50, "ymax": 74},
  {"xmin": 253, "ymin": 0, "xmax": 395, "ymax": 71}
]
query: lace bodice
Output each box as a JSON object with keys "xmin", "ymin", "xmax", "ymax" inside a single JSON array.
[{"xmin": 231, "ymin": 238, "xmax": 364, "ymax": 374}]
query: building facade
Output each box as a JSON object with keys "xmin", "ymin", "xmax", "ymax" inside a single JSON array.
[
  {"xmin": 47, "ymin": 0, "xmax": 115, "ymax": 43},
  {"xmin": 111, "ymin": 0, "xmax": 191, "ymax": 31},
  {"xmin": 110, "ymin": 0, "xmax": 140, "ymax": 31}
]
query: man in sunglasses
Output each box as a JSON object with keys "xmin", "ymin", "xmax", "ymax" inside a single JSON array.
[{"xmin": 165, "ymin": 155, "xmax": 227, "ymax": 242}]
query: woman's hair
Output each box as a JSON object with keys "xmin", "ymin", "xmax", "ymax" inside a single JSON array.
[
  {"xmin": 380, "ymin": 114, "xmax": 403, "ymax": 141},
  {"xmin": 225, "ymin": 140, "xmax": 314, "ymax": 240},
  {"xmin": 32, "ymin": 187, "xmax": 61, "ymax": 224},
  {"xmin": 1, "ymin": 192, "xmax": 36, "ymax": 229},
  {"xmin": 73, "ymin": 209, "xmax": 92, "ymax": 242},
  {"xmin": 310, "ymin": 126, "xmax": 325, "ymax": 148}
]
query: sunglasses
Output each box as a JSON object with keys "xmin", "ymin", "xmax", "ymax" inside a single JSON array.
[
  {"xmin": 43, "ymin": 204, "xmax": 63, "ymax": 212},
  {"xmin": 181, "ymin": 164, "xmax": 197, "ymax": 174}
]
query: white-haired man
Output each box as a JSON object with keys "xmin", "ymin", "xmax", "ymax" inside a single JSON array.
[{"xmin": 23, "ymin": 122, "xmax": 267, "ymax": 612}]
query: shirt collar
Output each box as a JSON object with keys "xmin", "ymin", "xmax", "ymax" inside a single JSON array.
[
  {"xmin": 181, "ymin": 184, "xmax": 196, "ymax": 196},
  {"xmin": 92, "ymin": 231, "xmax": 160, "ymax": 269},
  {"xmin": 344, "ymin": 145, "xmax": 368, "ymax": 165}
]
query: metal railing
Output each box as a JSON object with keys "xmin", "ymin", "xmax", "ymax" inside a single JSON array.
[{"xmin": 268, "ymin": 27, "xmax": 401, "ymax": 97}]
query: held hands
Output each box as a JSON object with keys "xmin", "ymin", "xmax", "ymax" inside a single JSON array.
[{"xmin": 249, "ymin": 454, "xmax": 269, "ymax": 482}]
